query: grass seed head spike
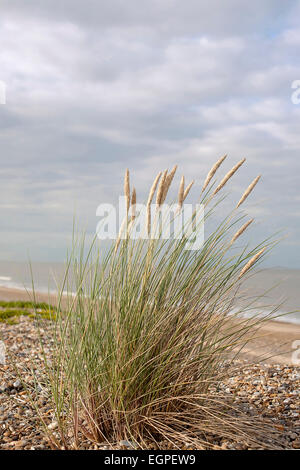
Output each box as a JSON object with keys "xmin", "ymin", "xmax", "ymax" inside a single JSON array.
[
  {"xmin": 183, "ymin": 180, "xmax": 194, "ymax": 202},
  {"xmin": 230, "ymin": 219, "xmax": 254, "ymax": 245},
  {"xmin": 238, "ymin": 247, "xmax": 266, "ymax": 279},
  {"xmin": 124, "ymin": 168, "xmax": 130, "ymax": 214},
  {"xmin": 236, "ymin": 175, "xmax": 261, "ymax": 208},
  {"xmin": 178, "ymin": 175, "xmax": 185, "ymax": 209},
  {"xmin": 147, "ymin": 171, "xmax": 162, "ymax": 207},
  {"xmin": 146, "ymin": 171, "xmax": 162, "ymax": 235},
  {"xmin": 201, "ymin": 154, "xmax": 227, "ymax": 193},
  {"xmin": 146, "ymin": 210, "xmax": 151, "ymax": 236},
  {"xmin": 131, "ymin": 187, "xmax": 137, "ymax": 222},
  {"xmin": 161, "ymin": 165, "xmax": 178, "ymax": 204},
  {"xmin": 213, "ymin": 158, "xmax": 246, "ymax": 196},
  {"xmin": 156, "ymin": 169, "xmax": 168, "ymax": 208}
]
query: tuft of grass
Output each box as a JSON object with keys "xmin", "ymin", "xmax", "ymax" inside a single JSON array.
[
  {"xmin": 0, "ymin": 308, "xmax": 31, "ymax": 320},
  {"xmin": 0, "ymin": 304, "xmax": 57, "ymax": 323},
  {"xmin": 0, "ymin": 300, "xmax": 57, "ymax": 310},
  {"xmin": 33, "ymin": 159, "xmax": 282, "ymax": 450}
]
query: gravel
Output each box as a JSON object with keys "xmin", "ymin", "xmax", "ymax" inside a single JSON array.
[{"xmin": 0, "ymin": 316, "xmax": 299, "ymax": 450}]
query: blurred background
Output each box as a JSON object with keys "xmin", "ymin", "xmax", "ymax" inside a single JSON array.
[{"xmin": 0, "ymin": 0, "xmax": 299, "ymax": 272}]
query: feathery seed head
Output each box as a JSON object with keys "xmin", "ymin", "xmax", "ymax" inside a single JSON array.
[
  {"xmin": 161, "ymin": 165, "xmax": 178, "ymax": 204},
  {"xmin": 230, "ymin": 219, "xmax": 254, "ymax": 245},
  {"xmin": 238, "ymin": 247, "xmax": 266, "ymax": 279},
  {"xmin": 213, "ymin": 158, "xmax": 246, "ymax": 196},
  {"xmin": 202, "ymin": 154, "xmax": 227, "ymax": 193},
  {"xmin": 178, "ymin": 175, "xmax": 185, "ymax": 209},
  {"xmin": 124, "ymin": 168, "xmax": 130, "ymax": 214},
  {"xmin": 146, "ymin": 171, "xmax": 162, "ymax": 235},
  {"xmin": 131, "ymin": 187, "xmax": 137, "ymax": 222},
  {"xmin": 147, "ymin": 171, "xmax": 162, "ymax": 207},
  {"xmin": 131, "ymin": 187, "xmax": 136, "ymax": 206},
  {"xmin": 183, "ymin": 180, "xmax": 194, "ymax": 202},
  {"xmin": 236, "ymin": 175, "xmax": 261, "ymax": 208},
  {"xmin": 156, "ymin": 169, "xmax": 168, "ymax": 207}
]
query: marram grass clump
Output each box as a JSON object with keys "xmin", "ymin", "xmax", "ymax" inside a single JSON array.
[{"xmin": 34, "ymin": 157, "xmax": 281, "ymax": 449}]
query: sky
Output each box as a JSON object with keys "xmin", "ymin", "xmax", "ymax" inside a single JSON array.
[{"xmin": 0, "ymin": 0, "xmax": 300, "ymax": 267}]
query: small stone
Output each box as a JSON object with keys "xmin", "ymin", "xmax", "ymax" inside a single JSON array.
[
  {"xmin": 0, "ymin": 383, "xmax": 7, "ymax": 393},
  {"xmin": 119, "ymin": 440, "xmax": 136, "ymax": 449},
  {"xmin": 13, "ymin": 379, "xmax": 21, "ymax": 389},
  {"xmin": 13, "ymin": 439, "xmax": 27, "ymax": 449},
  {"xmin": 292, "ymin": 440, "xmax": 300, "ymax": 449},
  {"xmin": 48, "ymin": 421, "xmax": 58, "ymax": 430}
]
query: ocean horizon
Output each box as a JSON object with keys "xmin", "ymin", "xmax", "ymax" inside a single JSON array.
[{"xmin": 0, "ymin": 260, "xmax": 299, "ymax": 325}]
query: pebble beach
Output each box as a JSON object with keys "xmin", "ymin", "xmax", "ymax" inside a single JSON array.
[{"xmin": 0, "ymin": 287, "xmax": 300, "ymax": 450}]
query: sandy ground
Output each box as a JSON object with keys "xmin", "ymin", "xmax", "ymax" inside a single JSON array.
[
  {"xmin": 1, "ymin": 286, "xmax": 300, "ymax": 365},
  {"xmin": 0, "ymin": 286, "xmax": 60, "ymax": 306}
]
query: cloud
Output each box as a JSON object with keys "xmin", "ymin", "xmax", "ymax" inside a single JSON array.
[
  {"xmin": 2, "ymin": 1, "xmax": 291, "ymax": 35},
  {"xmin": 0, "ymin": 1, "xmax": 300, "ymax": 266}
]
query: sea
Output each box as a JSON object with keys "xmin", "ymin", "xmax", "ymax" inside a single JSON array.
[{"xmin": 0, "ymin": 260, "xmax": 299, "ymax": 324}]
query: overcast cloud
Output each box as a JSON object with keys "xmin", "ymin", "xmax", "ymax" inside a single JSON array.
[{"xmin": 0, "ymin": 1, "xmax": 300, "ymax": 266}]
